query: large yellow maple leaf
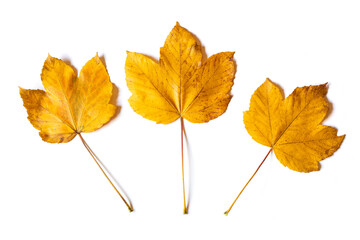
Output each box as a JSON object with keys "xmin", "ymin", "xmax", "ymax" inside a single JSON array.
[
  {"xmin": 125, "ymin": 23, "xmax": 235, "ymax": 213},
  {"xmin": 244, "ymin": 78, "xmax": 345, "ymax": 172},
  {"xmin": 20, "ymin": 54, "xmax": 116, "ymax": 143},
  {"xmin": 125, "ymin": 22, "xmax": 235, "ymax": 124}
]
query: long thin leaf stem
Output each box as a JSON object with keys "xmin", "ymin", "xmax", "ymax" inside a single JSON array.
[
  {"xmin": 224, "ymin": 148, "xmax": 272, "ymax": 216},
  {"xmin": 78, "ymin": 133, "xmax": 133, "ymax": 212},
  {"xmin": 180, "ymin": 117, "xmax": 188, "ymax": 214}
]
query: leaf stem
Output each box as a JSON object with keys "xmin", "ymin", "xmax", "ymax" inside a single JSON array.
[
  {"xmin": 224, "ymin": 148, "xmax": 272, "ymax": 216},
  {"xmin": 78, "ymin": 133, "xmax": 133, "ymax": 212},
  {"xmin": 181, "ymin": 117, "xmax": 188, "ymax": 214}
]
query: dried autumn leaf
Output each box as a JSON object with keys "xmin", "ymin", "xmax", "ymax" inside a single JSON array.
[
  {"xmin": 244, "ymin": 78, "xmax": 345, "ymax": 172},
  {"xmin": 20, "ymin": 54, "xmax": 116, "ymax": 142},
  {"xmin": 125, "ymin": 22, "xmax": 235, "ymax": 213},
  {"xmin": 225, "ymin": 78, "xmax": 345, "ymax": 215},
  {"xmin": 20, "ymin": 54, "xmax": 133, "ymax": 212},
  {"xmin": 126, "ymin": 22, "xmax": 235, "ymax": 124}
]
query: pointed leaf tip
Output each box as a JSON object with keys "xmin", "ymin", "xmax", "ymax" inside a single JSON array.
[
  {"xmin": 46, "ymin": 54, "xmax": 54, "ymax": 64},
  {"xmin": 94, "ymin": 53, "xmax": 101, "ymax": 64}
]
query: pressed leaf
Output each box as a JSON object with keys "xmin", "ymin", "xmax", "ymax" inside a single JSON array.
[
  {"xmin": 20, "ymin": 54, "xmax": 116, "ymax": 143},
  {"xmin": 243, "ymin": 78, "xmax": 345, "ymax": 172},
  {"xmin": 225, "ymin": 78, "xmax": 345, "ymax": 215},
  {"xmin": 125, "ymin": 22, "xmax": 235, "ymax": 124},
  {"xmin": 20, "ymin": 54, "xmax": 133, "ymax": 212},
  {"xmin": 125, "ymin": 22, "xmax": 235, "ymax": 213}
]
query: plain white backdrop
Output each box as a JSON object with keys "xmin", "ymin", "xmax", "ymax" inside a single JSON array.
[{"xmin": 1, "ymin": 0, "xmax": 359, "ymax": 239}]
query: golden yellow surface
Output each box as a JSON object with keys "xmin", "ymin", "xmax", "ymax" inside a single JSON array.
[
  {"xmin": 244, "ymin": 79, "xmax": 345, "ymax": 172},
  {"xmin": 20, "ymin": 54, "xmax": 116, "ymax": 143},
  {"xmin": 125, "ymin": 22, "xmax": 235, "ymax": 124}
]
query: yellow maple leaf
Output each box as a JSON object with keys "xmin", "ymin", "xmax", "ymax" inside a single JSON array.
[
  {"xmin": 125, "ymin": 22, "xmax": 235, "ymax": 124},
  {"xmin": 244, "ymin": 78, "xmax": 345, "ymax": 172},
  {"xmin": 225, "ymin": 78, "xmax": 345, "ymax": 215},
  {"xmin": 20, "ymin": 54, "xmax": 133, "ymax": 212},
  {"xmin": 20, "ymin": 54, "xmax": 116, "ymax": 143},
  {"xmin": 125, "ymin": 22, "xmax": 235, "ymax": 213}
]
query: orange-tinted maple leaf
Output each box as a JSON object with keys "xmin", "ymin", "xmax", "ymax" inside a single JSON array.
[
  {"xmin": 225, "ymin": 78, "xmax": 345, "ymax": 215},
  {"xmin": 125, "ymin": 22, "xmax": 235, "ymax": 124},
  {"xmin": 20, "ymin": 54, "xmax": 133, "ymax": 212},
  {"xmin": 20, "ymin": 54, "xmax": 116, "ymax": 143},
  {"xmin": 244, "ymin": 78, "xmax": 345, "ymax": 172},
  {"xmin": 125, "ymin": 22, "xmax": 235, "ymax": 214}
]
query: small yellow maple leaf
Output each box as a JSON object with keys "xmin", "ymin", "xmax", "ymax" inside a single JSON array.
[
  {"xmin": 20, "ymin": 54, "xmax": 116, "ymax": 143},
  {"xmin": 244, "ymin": 78, "xmax": 345, "ymax": 172},
  {"xmin": 225, "ymin": 78, "xmax": 345, "ymax": 215},
  {"xmin": 125, "ymin": 22, "xmax": 235, "ymax": 124},
  {"xmin": 125, "ymin": 22, "xmax": 235, "ymax": 214}
]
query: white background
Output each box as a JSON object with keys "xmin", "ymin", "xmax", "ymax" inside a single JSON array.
[{"xmin": 1, "ymin": 0, "xmax": 359, "ymax": 239}]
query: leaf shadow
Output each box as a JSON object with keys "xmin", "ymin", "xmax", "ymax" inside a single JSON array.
[
  {"xmin": 62, "ymin": 57, "xmax": 78, "ymax": 77},
  {"xmin": 99, "ymin": 55, "xmax": 122, "ymax": 124},
  {"xmin": 270, "ymin": 80, "xmax": 285, "ymax": 99},
  {"xmin": 82, "ymin": 136, "xmax": 133, "ymax": 211},
  {"xmin": 230, "ymin": 58, "xmax": 238, "ymax": 99},
  {"xmin": 324, "ymin": 83, "xmax": 333, "ymax": 119},
  {"xmin": 183, "ymin": 121, "xmax": 193, "ymax": 213},
  {"xmin": 95, "ymin": 152, "xmax": 133, "ymax": 210},
  {"xmin": 189, "ymin": 31, "xmax": 208, "ymax": 64}
]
